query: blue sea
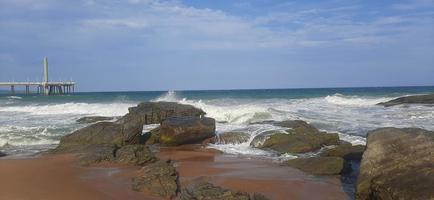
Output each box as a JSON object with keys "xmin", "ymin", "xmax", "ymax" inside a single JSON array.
[{"xmin": 1, "ymin": 86, "xmax": 433, "ymax": 158}]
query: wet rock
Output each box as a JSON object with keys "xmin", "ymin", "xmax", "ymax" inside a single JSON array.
[
  {"xmin": 356, "ymin": 127, "xmax": 434, "ymax": 200},
  {"xmin": 143, "ymin": 127, "xmax": 161, "ymax": 145},
  {"xmin": 216, "ymin": 131, "xmax": 250, "ymax": 144},
  {"xmin": 252, "ymin": 193, "xmax": 271, "ymax": 200},
  {"xmin": 55, "ymin": 121, "xmax": 142, "ymax": 152},
  {"xmin": 377, "ymin": 94, "xmax": 434, "ymax": 107},
  {"xmin": 132, "ymin": 160, "xmax": 178, "ymax": 199},
  {"xmin": 159, "ymin": 116, "xmax": 216, "ymax": 146},
  {"xmin": 118, "ymin": 101, "xmax": 206, "ymax": 125},
  {"xmin": 76, "ymin": 116, "xmax": 114, "ymax": 124},
  {"xmin": 180, "ymin": 181, "xmax": 250, "ymax": 200},
  {"xmin": 78, "ymin": 144, "xmax": 118, "ymax": 166},
  {"xmin": 285, "ymin": 157, "xmax": 346, "ymax": 175},
  {"xmin": 320, "ymin": 143, "xmax": 365, "ymax": 160},
  {"xmin": 249, "ymin": 130, "xmax": 284, "ymax": 148},
  {"xmin": 0, "ymin": 151, "xmax": 6, "ymax": 157},
  {"xmin": 115, "ymin": 145, "xmax": 156, "ymax": 166}
]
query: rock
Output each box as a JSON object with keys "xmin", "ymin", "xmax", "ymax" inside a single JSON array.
[
  {"xmin": 76, "ymin": 116, "xmax": 114, "ymax": 124},
  {"xmin": 285, "ymin": 157, "xmax": 347, "ymax": 175},
  {"xmin": 118, "ymin": 101, "xmax": 206, "ymax": 125},
  {"xmin": 255, "ymin": 130, "xmax": 339, "ymax": 154},
  {"xmin": 132, "ymin": 160, "xmax": 178, "ymax": 199},
  {"xmin": 356, "ymin": 127, "xmax": 434, "ymax": 200},
  {"xmin": 115, "ymin": 145, "xmax": 156, "ymax": 166},
  {"xmin": 180, "ymin": 181, "xmax": 250, "ymax": 200},
  {"xmin": 377, "ymin": 94, "xmax": 434, "ymax": 107},
  {"xmin": 0, "ymin": 151, "xmax": 6, "ymax": 157},
  {"xmin": 143, "ymin": 127, "xmax": 161, "ymax": 145},
  {"xmin": 320, "ymin": 144, "xmax": 365, "ymax": 160},
  {"xmin": 250, "ymin": 130, "xmax": 284, "ymax": 148},
  {"xmin": 159, "ymin": 116, "xmax": 216, "ymax": 146},
  {"xmin": 252, "ymin": 193, "xmax": 271, "ymax": 200},
  {"xmin": 274, "ymin": 120, "xmax": 318, "ymax": 132},
  {"xmin": 215, "ymin": 131, "xmax": 250, "ymax": 144},
  {"xmin": 55, "ymin": 121, "xmax": 143, "ymax": 152},
  {"xmin": 78, "ymin": 144, "xmax": 118, "ymax": 166}
]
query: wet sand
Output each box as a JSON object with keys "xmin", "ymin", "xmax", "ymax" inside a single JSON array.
[
  {"xmin": 158, "ymin": 145, "xmax": 350, "ymax": 200},
  {"xmin": 0, "ymin": 146, "xmax": 350, "ymax": 200}
]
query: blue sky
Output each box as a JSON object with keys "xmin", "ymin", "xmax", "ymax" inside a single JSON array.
[{"xmin": 0, "ymin": 0, "xmax": 433, "ymax": 92}]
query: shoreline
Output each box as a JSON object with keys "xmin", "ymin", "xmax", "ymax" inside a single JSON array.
[{"xmin": 0, "ymin": 146, "xmax": 351, "ymax": 200}]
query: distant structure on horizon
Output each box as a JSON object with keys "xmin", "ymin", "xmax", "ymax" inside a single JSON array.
[{"xmin": 0, "ymin": 57, "xmax": 75, "ymax": 95}]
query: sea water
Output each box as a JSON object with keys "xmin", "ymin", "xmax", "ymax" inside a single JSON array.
[{"xmin": 0, "ymin": 86, "xmax": 433, "ymax": 158}]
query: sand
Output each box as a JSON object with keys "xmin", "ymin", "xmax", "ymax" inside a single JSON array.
[{"xmin": 0, "ymin": 146, "xmax": 351, "ymax": 200}]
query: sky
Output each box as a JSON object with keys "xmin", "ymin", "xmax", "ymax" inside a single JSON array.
[{"xmin": 0, "ymin": 0, "xmax": 433, "ymax": 92}]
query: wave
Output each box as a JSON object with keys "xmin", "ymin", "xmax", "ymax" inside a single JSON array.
[
  {"xmin": 324, "ymin": 93, "xmax": 393, "ymax": 106},
  {"xmin": 0, "ymin": 102, "xmax": 134, "ymax": 116},
  {"xmin": 7, "ymin": 96, "xmax": 22, "ymax": 100}
]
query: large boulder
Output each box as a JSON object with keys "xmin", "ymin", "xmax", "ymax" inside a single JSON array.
[
  {"xmin": 78, "ymin": 144, "xmax": 118, "ymax": 166},
  {"xmin": 180, "ymin": 181, "xmax": 250, "ymax": 200},
  {"xmin": 250, "ymin": 130, "xmax": 283, "ymax": 147},
  {"xmin": 285, "ymin": 157, "xmax": 347, "ymax": 175},
  {"xmin": 115, "ymin": 145, "xmax": 156, "ymax": 166},
  {"xmin": 356, "ymin": 128, "xmax": 434, "ymax": 200},
  {"xmin": 159, "ymin": 117, "xmax": 216, "ymax": 146},
  {"xmin": 117, "ymin": 101, "xmax": 206, "ymax": 125},
  {"xmin": 320, "ymin": 143, "xmax": 365, "ymax": 160},
  {"xmin": 377, "ymin": 94, "xmax": 434, "ymax": 107},
  {"xmin": 215, "ymin": 131, "xmax": 250, "ymax": 144},
  {"xmin": 55, "ymin": 121, "xmax": 143, "ymax": 152},
  {"xmin": 76, "ymin": 116, "xmax": 114, "ymax": 124},
  {"xmin": 252, "ymin": 120, "xmax": 339, "ymax": 154},
  {"xmin": 132, "ymin": 160, "xmax": 178, "ymax": 199}
]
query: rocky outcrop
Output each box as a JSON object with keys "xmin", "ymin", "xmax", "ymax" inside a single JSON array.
[
  {"xmin": 215, "ymin": 131, "xmax": 250, "ymax": 144},
  {"xmin": 285, "ymin": 157, "xmax": 347, "ymax": 175},
  {"xmin": 132, "ymin": 160, "xmax": 178, "ymax": 199},
  {"xmin": 356, "ymin": 127, "xmax": 434, "ymax": 200},
  {"xmin": 159, "ymin": 117, "xmax": 216, "ymax": 146},
  {"xmin": 0, "ymin": 151, "xmax": 6, "ymax": 157},
  {"xmin": 249, "ymin": 130, "xmax": 283, "ymax": 148},
  {"xmin": 180, "ymin": 181, "xmax": 250, "ymax": 200},
  {"xmin": 320, "ymin": 143, "xmax": 365, "ymax": 160},
  {"xmin": 143, "ymin": 127, "xmax": 161, "ymax": 145},
  {"xmin": 115, "ymin": 145, "xmax": 156, "ymax": 166},
  {"xmin": 78, "ymin": 144, "xmax": 118, "ymax": 166},
  {"xmin": 76, "ymin": 116, "xmax": 114, "ymax": 124},
  {"xmin": 377, "ymin": 94, "xmax": 434, "ymax": 107},
  {"xmin": 252, "ymin": 120, "xmax": 339, "ymax": 154}
]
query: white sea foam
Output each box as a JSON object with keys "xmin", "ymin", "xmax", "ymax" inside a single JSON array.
[{"xmin": 324, "ymin": 93, "xmax": 393, "ymax": 106}]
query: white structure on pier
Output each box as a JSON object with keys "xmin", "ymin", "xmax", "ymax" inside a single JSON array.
[{"xmin": 0, "ymin": 57, "xmax": 75, "ymax": 95}]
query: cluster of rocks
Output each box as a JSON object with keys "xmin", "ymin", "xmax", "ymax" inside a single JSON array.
[{"xmin": 54, "ymin": 101, "xmax": 270, "ymax": 199}]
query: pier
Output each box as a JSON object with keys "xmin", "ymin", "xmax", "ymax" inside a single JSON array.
[{"xmin": 0, "ymin": 57, "xmax": 75, "ymax": 95}]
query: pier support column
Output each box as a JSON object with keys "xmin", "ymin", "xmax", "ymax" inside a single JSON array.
[
  {"xmin": 11, "ymin": 85, "xmax": 15, "ymax": 95},
  {"xmin": 26, "ymin": 85, "xmax": 30, "ymax": 95}
]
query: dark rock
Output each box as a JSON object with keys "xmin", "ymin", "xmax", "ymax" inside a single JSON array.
[
  {"xmin": 76, "ymin": 116, "xmax": 114, "ymax": 124},
  {"xmin": 78, "ymin": 144, "xmax": 118, "ymax": 166},
  {"xmin": 377, "ymin": 94, "xmax": 434, "ymax": 107},
  {"xmin": 115, "ymin": 145, "xmax": 156, "ymax": 166},
  {"xmin": 180, "ymin": 181, "xmax": 250, "ymax": 200},
  {"xmin": 285, "ymin": 157, "xmax": 346, "ymax": 175},
  {"xmin": 132, "ymin": 160, "xmax": 178, "ymax": 199},
  {"xmin": 143, "ymin": 127, "xmax": 161, "ymax": 145},
  {"xmin": 55, "ymin": 121, "xmax": 142, "ymax": 152},
  {"xmin": 0, "ymin": 151, "xmax": 6, "ymax": 157},
  {"xmin": 215, "ymin": 131, "xmax": 250, "ymax": 144},
  {"xmin": 118, "ymin": 101, "xmax": 206, "ymax": 125},
  {"xmin": 356, "ymin": 127, "xmax": 434, "ymax": 200},
  {"xmin": 159, "ymin": 116, "xmax": 216, "ymax": 146},
  {"xmin": 321, "ymin": 143, "xmax": 365, "ymax": 160},
  {"xmin": 250, "ymin": 130, "xmax": 283, "ymax": 148},
  {"xmin": 252, "ymin": 193, "xmax": 271, "ymax": 200}
]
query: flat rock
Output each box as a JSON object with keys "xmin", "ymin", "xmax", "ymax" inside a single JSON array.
[
  {"xmin": 320, "ymin": 143, "xmax": 365, "ymax": 160},
  {"xmin": 215, "ymin": 131, "xmax": 250, "ymax": 144},
  {"xmin": 377, "ymin": 94, "xmax": 434, "ymax": 107},
  {"xmin": 132, "ymin": 160, "xmax": 178, "ymax": 199},
  {"xmin": 76, "ymin": 116, "xmax": 114, "ymax": 124},
  {"xmin": 180, "ymin": 181, "xmax": 250, "ymax": 200},
  {"xmin": 285, "ymin": 157, "xmax": 346, "ymax": 175},
  {"xmin": 115, "ymin": 145, "xmax": 156, "ymax": 166},
  {"xmin": 356, "ymin": 127, "xmax": 434, "ymax": 200},
  {"xmin": 159, "ymin": 116, "xmax": 216, "ymax": 146},
  {"xmin": 252, "ymin": 120, "xmax": 339, "ymax": 154}
]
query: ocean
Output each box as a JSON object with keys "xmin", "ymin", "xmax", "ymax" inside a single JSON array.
[{"xmin": 1, "ymin": 86, "xmax": 433, "ymax": 158}]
